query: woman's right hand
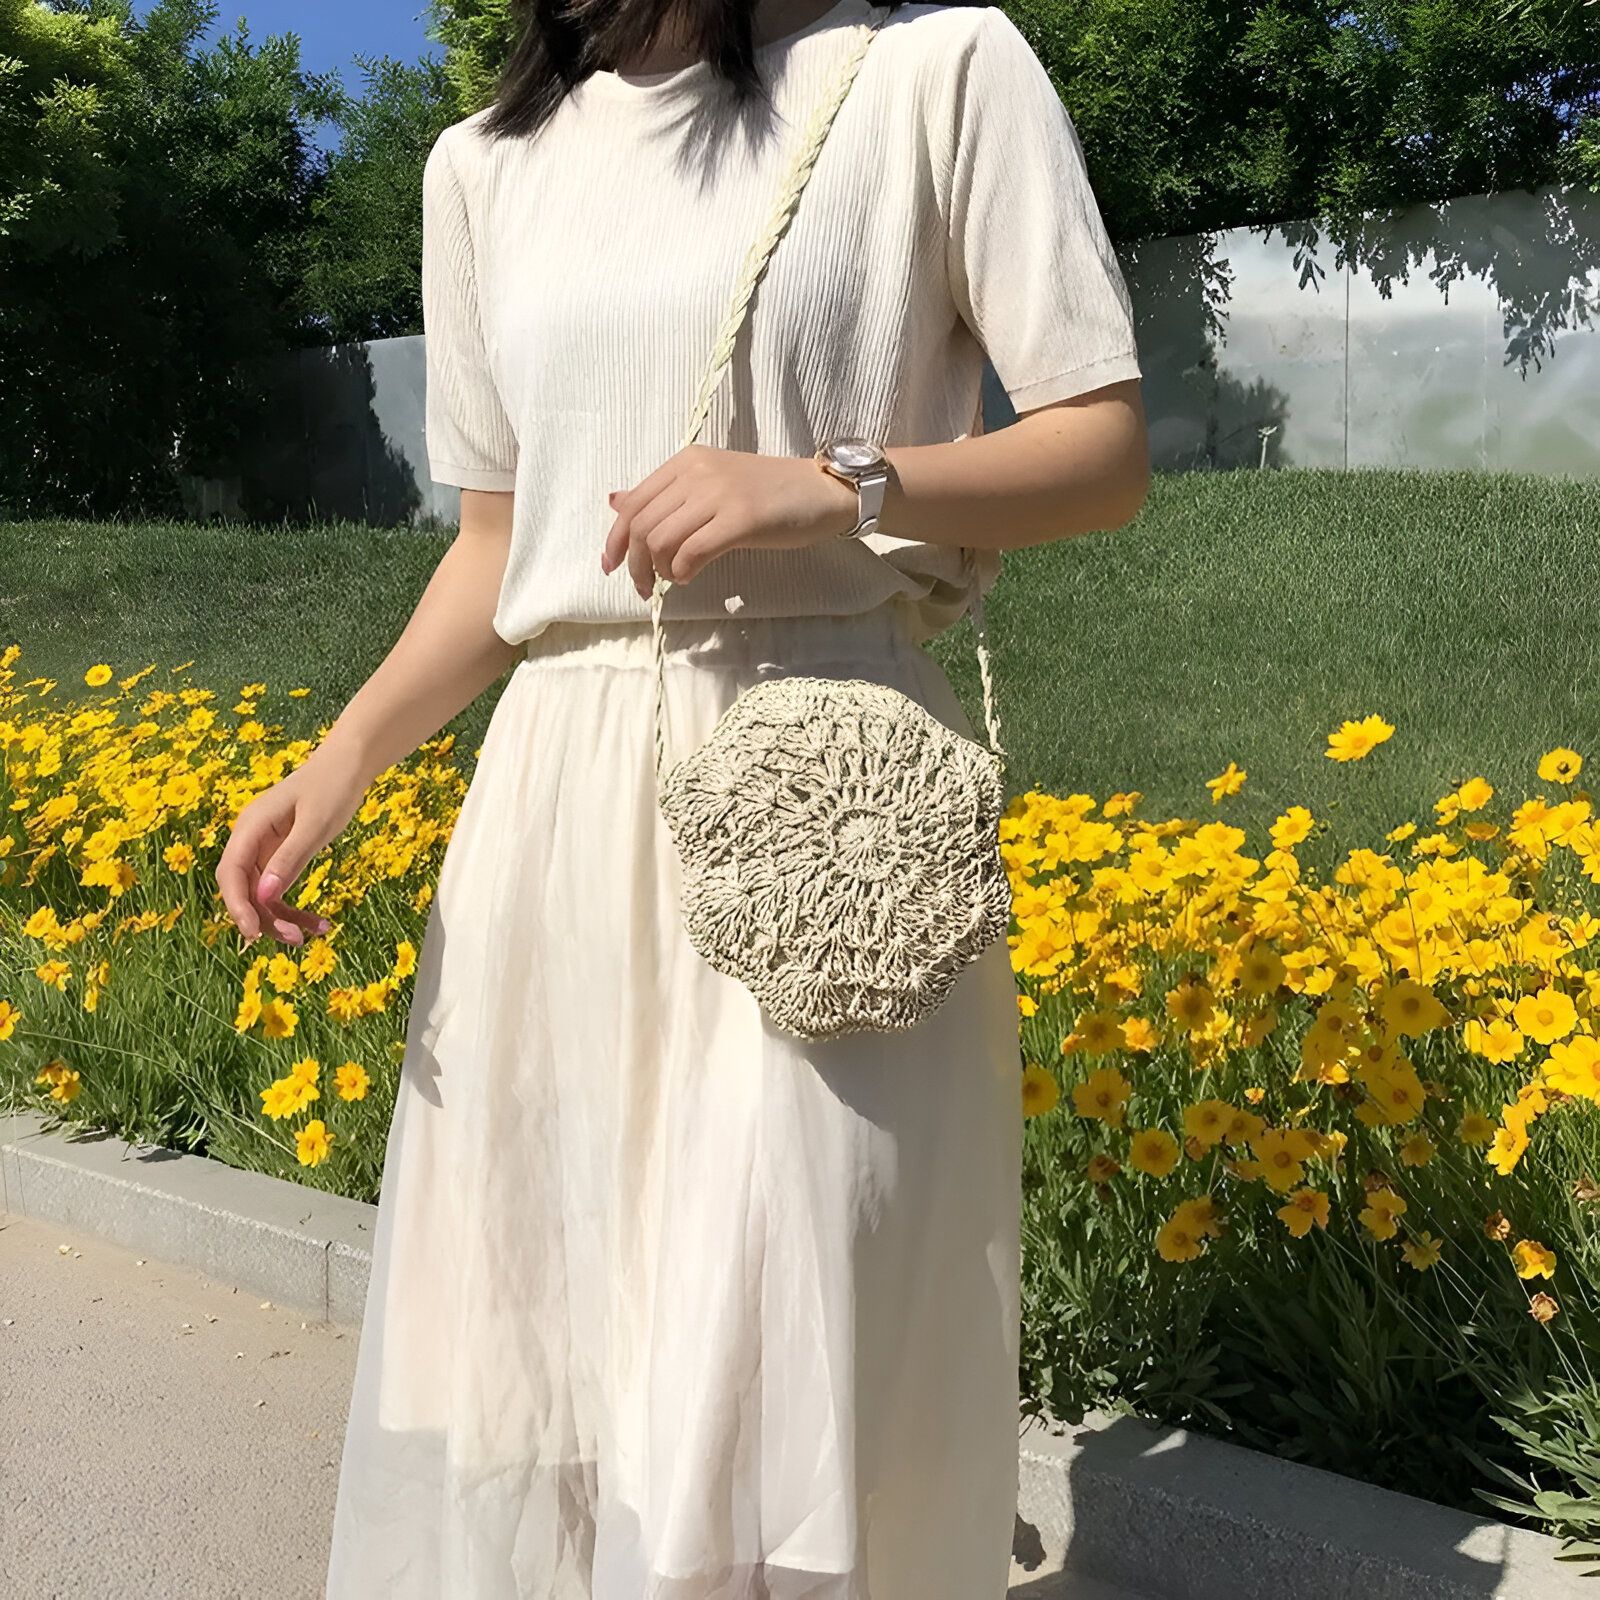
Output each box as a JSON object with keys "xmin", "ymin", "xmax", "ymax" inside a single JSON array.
[{"xmin": 215, "ymin": 747, "xmax": 371, "ymax": 946}]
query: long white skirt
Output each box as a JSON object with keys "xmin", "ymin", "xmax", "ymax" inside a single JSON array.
[{"xmin": 324, "ymin": 602, "xmax": 1023, "ymax": 1600}]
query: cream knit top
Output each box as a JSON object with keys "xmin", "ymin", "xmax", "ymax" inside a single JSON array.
[{"xmin": 420, "ymin": 0, "xmax": 1142, "ymax": 647}]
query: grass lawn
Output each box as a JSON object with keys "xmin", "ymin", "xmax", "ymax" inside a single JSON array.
[{"xmin": 5, "ymin": 467, "xmax": 1598, "ymax": 854}]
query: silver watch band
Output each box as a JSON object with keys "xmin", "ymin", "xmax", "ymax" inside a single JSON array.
[
  {"xmin": 846, "ymin": 466, "xmax": 888, "ymax": 539},
  {"xmin": 816, "ymin": 438, "xmax": 889, "ymax": 540}
]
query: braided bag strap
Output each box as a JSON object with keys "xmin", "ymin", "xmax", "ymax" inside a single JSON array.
[{"xmin": 649, "ymin": 5, "xmax": 1005, "ymax": 789}]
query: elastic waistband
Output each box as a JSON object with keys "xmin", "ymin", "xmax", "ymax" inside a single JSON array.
[{"xmin": 517, "ymin": 602, "xmax": 921, "ymax": 672}]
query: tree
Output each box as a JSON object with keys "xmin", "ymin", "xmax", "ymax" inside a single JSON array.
[
  {"xmin": 0, "ymin": 0, "xmax": 336, "ymax": 516},
  {"xmin": 302, "ymin": 55, "xmax": 456, "ymax": 344}
]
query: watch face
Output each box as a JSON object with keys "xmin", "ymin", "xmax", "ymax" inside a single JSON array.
[{"xmin": 828, "ymin": 438, "xmax": 884, "ymax": 471}]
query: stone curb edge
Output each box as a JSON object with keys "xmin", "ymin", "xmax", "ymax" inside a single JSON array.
[
  {"xmin": 3, "ymin": 1108, "xmax": 1586, "ymax": 1599},
  {"xmin": 2, "ymin": 1108, "xmax": 374, "ymax": 1324}
]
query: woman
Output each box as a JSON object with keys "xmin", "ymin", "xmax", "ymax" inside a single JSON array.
[{"xmin": 218, "ymin": 0, "xmax": 1147, "ymax": 1593}]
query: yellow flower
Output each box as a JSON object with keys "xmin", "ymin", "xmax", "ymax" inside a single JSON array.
[
  {"xmin": 1512, "ymin": 985, "xmax": 1577, "ymax": 1045},
  {"xmin": 83, "ymin": 663, "xmax": 113, "ymax": 687},
  {"xmin": 1457, "ymin": 1110, "xmax": 1496, "ymax": 1146},
  {"xmin": 1223, "ymin": 1106, "xmax": 1266, "ymax": 1146},
  {"xmin": 1017, "ymin": 993, "xmax": 1037, "ymax": 1019},
  {"xmin": 1538, "ymin": 747, "xmax": 1583, "ymax": 784},
  {"xmin": 266, "ymin": 953, "xmax": 300, "ymax": 994},
  {"xmin": 334, "ymin": 1061, "xmax": 369, "ymax": 1101},
  {"xmin": 1326, "ymin": 714, "xmax": 1395, "ymax": 762},
  {"xmin": 1270, "ymin": 807, "xmax": 1314, "ymax": 848},
  {"xmin": 1129, "ymin": 1128, "xmax": 1181, "ymax": 1178},
  {"xmin": 1165, "ymin": 978, "xmax": 1215, "ymax": 1032},
  {"xmin": 1250, "ymin": 1127, "xmax": 1317, "ymax": 1193},
  {"xmin": 1401, "ymin": 1232, "xmax": 1443, "ymax": 1271},
  {"xmin": 1205, "ymin": 761, "xmax": 1246, "ymax": 803},
  {"xmin": 1076, "ymin": 1009, "xmax": 1124, "ymax": 1056},
  {"xmin": 0, "ymin": 999, "xmax": 21, "ymax": 1040},
  {"xmin": 1378, "ymin": 978, "xmax": 1449, "ymax": 1038},
  {"xmin": 1359, "ymin": 1187, "xmax": 1407, "ymax": 1241},
  {"xmin": 1276, "ymin": 1187, "xmax": 1330, "ymax": 1238},
  {"xmin": 1511, "ymin": 1239, "xmax": 1556, "ymax": 1280},
  {"xmin": 1462, "ymin": 1017, "xmax": 1524, "ymax": 1063},
  {"xmin": 296, "ymin": 1119, "xmax": 334, "ymax": 1167},
  {"xmin": 1071, "ymin": 1067, "xmax": 1131, "ymax": 1129},
  {"xmin": 1528, "ymin": 1293, "xmax": 1559, "ymax": 1325},
  {"xmin": 1174, "ymin": 1194, "xmax": 1225, "ymax": 1239},
  {"xmin": 259, "ymin": 1079, "xmax": 298, "ymax": 1120},
  {"xmin": 1183, "ymin": 1099, "xmax": 1234, "ymax": 1151},
  {"xmin": 1121, "ymin": 1015, "xmax": 1159, "ymax": 1053},
  {"xmin": 35, "ymin": 1058, "xmax": 82, "ymax": 1103},
  {"xmin": 1238, "ymin": 944, "xmax": 1286, "ymax": 998},
  {"xmin": 258, "ymin": 997, "xmax": 299, "ymax": 1039},
  {"xmin": 163, "ymin": 841, "xmax": 196, "ymax": 873},
  {"xmin": 35, "ymin": 960, "xmax": 70, "ymax": 991},
  {"xmin": 1021, "ymin": 1063, "xmax": 1060, "ymax": 1118},
  {"xmin": 1544, "ymin": 1034, "xmax": 1600, "ymax": 1101},
  {"xmin": 1363, "ymin": 1064, "xmax": 1426, "ymax": 1126},
  {"xmin": 1487, "ymin": 1124, "xmax": 1530, "ymax": 1176},
  {"xmin": 300, "ymin": 938, "xmax": 337, "ymax": 982},
  {"xmin": 1398, "ymin": 1133, "xmax": 1436, "ymax": 1168},
  {"xmin": 393, "ymin": 939, "xmax": 418, "ymax": 979},
  {"xmin": 1455, "ymin": 776, "xmax": 1494, "ymax": 812},
  {"xmin": 1155, "ymin": 1214, "xmax": 1203, "ymax": 1262}
]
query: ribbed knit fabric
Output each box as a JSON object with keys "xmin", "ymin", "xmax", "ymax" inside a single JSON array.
[{"xmin": 420, "ymin": 0, "xmax": 1142, "ymax": 649}]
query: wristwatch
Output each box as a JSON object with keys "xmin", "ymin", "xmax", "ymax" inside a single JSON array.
[{"xmin": 814, "ymin": 436, "xmax": 889, "ymax": 539}]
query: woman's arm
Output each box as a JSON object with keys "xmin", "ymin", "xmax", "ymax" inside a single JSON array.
[
  {"xmin": 215, "ymin": 489, "xmax": 519, "ymax": 944},
  {"xmin": 599, "ymin": 377, "xmax": 1149, "ymax": 597},
  {"xmin": 873, "ymin": 378, "xmax": 1150, "ymax": 550},
  {"xmin": 308, "ymin": 489, "xmax": 521, "ymax": 783}
]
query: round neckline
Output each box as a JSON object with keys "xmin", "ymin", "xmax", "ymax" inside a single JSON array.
[{"xmin": 582, "ymin": 0, "xmax": 876, "ymax": 101}]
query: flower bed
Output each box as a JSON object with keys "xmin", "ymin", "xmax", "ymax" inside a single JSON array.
[
  {"xmin": 1007, "ymin": 722, "xmax": 1600, "ymax": 1555},
  {"xmin": 2, "ymin": 646, "xmax": 1596, "ymax": 1547}
]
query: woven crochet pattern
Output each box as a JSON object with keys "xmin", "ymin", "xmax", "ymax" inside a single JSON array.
[
  {"xmin": 658, "ymin": 675, "xmax": 1011, "ymax": 1039},
  {"xmin": 651, "ymin": 8, "xmax": 1012, "ymax": 1039}
]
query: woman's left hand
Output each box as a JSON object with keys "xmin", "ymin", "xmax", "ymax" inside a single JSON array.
[{"xmin": 599, "ymin": 445, "xmax": 862, "ymax": 599}]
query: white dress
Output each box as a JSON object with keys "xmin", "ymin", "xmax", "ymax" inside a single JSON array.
[{"xmin": 325, "ymin": 2, "xmax": 1141, "ymax": 1594}]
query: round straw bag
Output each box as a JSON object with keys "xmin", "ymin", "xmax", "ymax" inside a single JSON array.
[{"xmin": 650, "ymin": 10, "xmax": 1012, "ymax": 1041}]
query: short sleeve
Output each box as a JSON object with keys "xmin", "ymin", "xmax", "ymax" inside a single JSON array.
[
  {"xmin": 935, "ymin": 9, "xmax": 1142, "ymax": 413},
  {"xmin": 421, "ymin": 129, "xmax": 520, "ymax": 491}
]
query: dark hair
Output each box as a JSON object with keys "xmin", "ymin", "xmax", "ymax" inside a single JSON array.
[{"xmin": 480, "ymin": 0, "xmax": 911, "ymax": 141}]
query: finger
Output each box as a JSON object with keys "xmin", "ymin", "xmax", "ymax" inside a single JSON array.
[
  {"xmin": 630, "ymin": 498, "xmax": 710, "ymax": 598},
  {"xmin": 255, "ymin": 837, "xmax": 326, "ymax": 946},
  {"xmin": 670, "ymin": 518, "xmax": 739, "ymax": 584},
  {"xmin": 602, "ymin": 447, "xmax": 704, "ymax": 574},
  {"xmin": 259, "ymin": 896, "xmax": 327, "ymax": 946},
  {"xmin": 217, "ymin": 818, "xmax": 268, "ymax": 940},
  {"xmin": 600, "ymin": 490, "xmax": 634, "ymax": 574}
]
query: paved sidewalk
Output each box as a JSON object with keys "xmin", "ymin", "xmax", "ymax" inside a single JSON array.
[
  {"xmin": 2, "ymin": 1209, "xmax": 1142, "ymax": 1599},
  {"xmin": 1, "ymin": 1211, "xmax": 353, "ymax": 1600}
]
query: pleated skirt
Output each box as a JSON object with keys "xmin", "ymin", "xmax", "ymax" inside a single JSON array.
[{"xmin": 323, "ymin": 600, "xmax": 1023, "ymax": 1600}]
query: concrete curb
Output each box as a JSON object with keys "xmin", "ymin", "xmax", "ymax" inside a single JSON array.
[
  {"xmin": 4, "ymin": 1108, "xmax": 1587, "ymax": 1599},
  {"xmin": 1, "ymin": 1108, "xmax": 374, "ymax": 1324},
  {"xmin": 1013, "ymin": 1412, "xmax": 1590, "ymax": 1599}
]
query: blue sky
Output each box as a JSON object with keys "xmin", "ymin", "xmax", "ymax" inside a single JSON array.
[{"xmin": 140, "ymin": 2, "xmax": 440, "ymax": 80}]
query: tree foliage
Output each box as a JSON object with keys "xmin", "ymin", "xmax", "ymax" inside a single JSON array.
[
  {"xmin": 2, "ymin": 0, "xmax": 1595, "ymax": 513},
  {"xmin": 428, "ymin": 0, "xmax": 1599, "ymax": 245},
  {"xmin": 0, "ymin": 0, "xmax": 338, "ymax": 515},
  {"xmin": 303, "ymin": 55, "xmax": 455, "ymax": 344}
]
